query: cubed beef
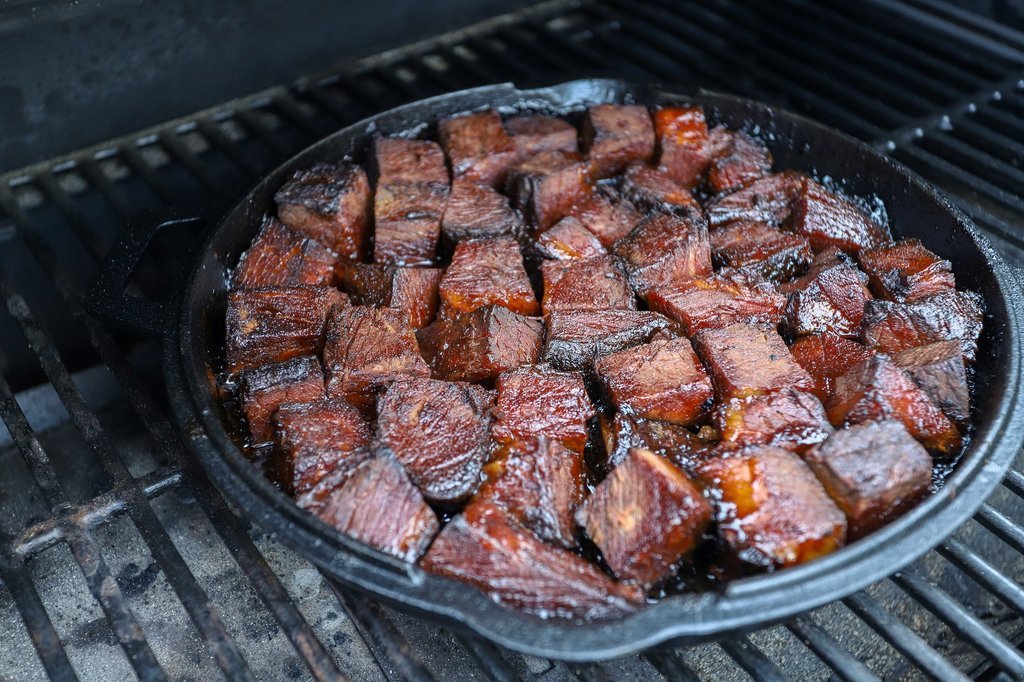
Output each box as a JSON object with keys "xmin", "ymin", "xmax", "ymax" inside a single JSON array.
[
  {"xmin": 652, "ymin": 106, "xmax": 710, "ymax": 186},
  {"xmin": 713, "ymin": 388, "xmax": 833, "ymax": 453},
  {"xmin": 535, "ymin": 216, "xmax": 607, "ymax": 261},
  {"xmin": 613, "ymin": 211, "xmax": 713, "ymax": 296},
  {"xmin": 506, "ymin": 150, "xmax": 588, "ymax": 231},
  {"xmin": 600, "ymin": 414, "xmax": 718, "ymax": 473},
  {"xmin": 861, "ymin": 290, "xmax": 984, "ymax": 363},
  {"xmin": 505, "ymin": 115, "xmax": 578, "ymax": 158},
  {"xmin": 439, "ymin": 237, "xmax": 539, "ymax": 316},
  {"xmin": 710, "ymin": 220, "xmax": 812, "ymax": 283},
  {"xmin": 272, "ymin": 399, "xmax": 372, "ymax": 495},
  {"xmin": 541, "ymin": 255, "xmax": 635, "ymax": 314},
  {"xmin": 781, "ymin": 262, "xmax": 873, "ymax": 338},
  {"xmin": 892, "ymin": 340, "xmax": 970, "ymax": 427},
  {"xmin": 372, "ymin": 137, "xmax": 449, "ymax": 185},
  {"xmin": 788, "ymin": 178, "xmax": 889, "ymax": 254},
  {"xmin": 373, "ymin": 181, "xmax": 448, "ymax": 266},
  {"xmin": 705, "ymin": 171, "xmax": 804, "ymax": 228},
  {"xmin": 232, "ymin": 217, "xmax": 336, "ymax": 289},
  {"xmin": 543, "ymin": 310, "xmax": 673, "ymax": 371},
  {"xmin": 692, "ymin": 323, "xmax": 814, "ymax": 401},
  {"xmin": 492, "ymin": 365, "xmax": 595, "ymax": 452},
  {"xmin": 646, "ymin": 274, "xmax": 786, "ymax": 335},
  {"xmin": 707, "ymin": 128, "xmax": 772, "ymax": 193},
  {"xmin": 438, "ymin": 110, "xmax": 517, "ymax": 187},
  {"xmin": 275, "ymin": 162, "xmax": 371, "ymax": 259},
  {"xmin": 567, "ymin": 187, "xmax": 642, "ymax": 247},
  {"xmin": 857, "ymin": 239, "xmax": 955, "ymax": 303},
  {"xmin": 440, "ymin": 180, "xmax": 523, "ymax": 244},
  {"xmin": 789, "ymin": 333, "xmax": 876, "ymax": 402},
  {"xmin": 620, "ymin": 163, "xmax": 700, "ymax": 213},
  {"xmin": 582, "ymin": 104, "xmax": 655, "ymax": 180},
  {"xmin": 336, "ymin": 263, "xmax": 442, "ymax": 329},
  {"xmin": 240, "ymin": 356, "xmax": 326, "ymax": 443}
]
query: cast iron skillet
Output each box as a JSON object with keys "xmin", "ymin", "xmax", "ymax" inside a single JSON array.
[{"xmin": 89, "ymin": 80, "xmax": 1024, "ymax": 661}]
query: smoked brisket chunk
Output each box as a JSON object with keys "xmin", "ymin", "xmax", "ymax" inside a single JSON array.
[
  {"xmin": 788, "ymin": 178, "xmax": 889, "ymax": 254},
  {"xmin": 439, "ymin": 110, "xmax": 517, "ymax": 188},
  {"xmin": 577, "ymin": 448, "xmax": 711, "ymax": 587},
  {"xmin": 439, "ymin": 237, "xmax": 539, "ymax": 316},
  {"xmin": 417, "ymin": 305, "xmax": 542, "ymax": 382},
  {"xmin": 861, "ymin": 290, "xmax": 984, "ymax": 363},
  {"xmin": 710, "ymin": 220, "xmax": 812, "ymax": 283},
  {"xmin": 506, "ymin": 115, "xmax": 578, "ymax": 158},
  {"xmin": 620, "ymin": 163, "xmax": 700, "ymax": 213},
  {"xmin": 232, "ymin": 217, "xmax": 336, "ymax": 289},
  {"xmin": 421, "ymin": 501, "xmax": 642, "ymax": 619},
  {"xmin": 696, "ymin": 447, "xmax": 846, "ymax": 568},
  {"xmin": 705, "ymin": 171, "xmax": 803, "ymax": 229},
  {"xmin": 337, "ymin": 263, "xmax": 442, "ymax": 329},
  {"xmin": 492, "ymin": 365, "xmax": 595, "ymax": 452},
  {"xmin": 441, "ymin": 179, "xmax": 522, "ymax": 244},
  {"xmin": 272, "ymin": 399, "xmax": 372, "ymax": 495},
  {"xmin": 600, "ymin": 414, "xmax": 717, "ymax": 472},
  {"xmin": 713, "ymin": 388, "xmax": 833, "ymax": 453},
  {"xmin": 373, "ymin": 137, "xmax": 449, "ymax": 186},
  {"xmin": 535, "ymin": 216, "xmax": 607, "ymax": 261},
  {"xmin": 613, "ymin": 211, "xmax": 713, "ymax": 297},
  {"xmin": 567, "ymin": 187, "xmax": 642, "ymax": 247},
  {"xmin": 789, "ymin": 333, "xmax": 875, "ymax": 403},
  {"xmin": 781, "ymin": 261, "xmax": 872, "ymax": 338},
  {"xmin": 892, "ymin": 341, "xmax": 970, "ymax": 427},
  {"xmin": 543, "ymin": 310, "xmax": 673, "ymax": 371},
  {"xmin": 652, "ymin": 106, "xmax": 710, "ymax": 187},
  {"xmin": 646, "ymin": 274, "xmax": 785, "ymax": 336},
  {"xmin": 857, "ymin": 239, "xmax": 955, "ymax": 302},
  {"xmin": 373, "ymin": 181, "xmax": 448, "ymax": 266},
  {"xmin": 707, "ymin": 128, "xmax": 772, "ymax": 193},
  {"xmin": 241, "ymin": 356, "xmax": 326, "ymax": 444},
  {"xmin": 582, "ymin": 104, "xmax": 656, "ymax": 180},
  {"xmin": 506, "ymin": 150, "xmax": 588, "ymax": 232},
  {"xmin": 804, "ymin": 421, "xmax": 932, "ymax": 538},
  {"xmin": 541, "ymin": 256, "xmax": 635, "ymax": 314},
  {"xmin": 376, "ymin": 378, "xmax": 492, "ymax": 504},
  {"xmin": 226, "ymin": 286, "xmax": 346, "ymax": 373},
  {"xmin": 275, "ymin": 162, "xmax": 371, "ymax": 259},
  {"xmin": 692, "ymin": 322, "xmax": 814, "ymax": 401}
]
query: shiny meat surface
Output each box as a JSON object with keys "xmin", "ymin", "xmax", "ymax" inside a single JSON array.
[
  {"xmin": 788, "ymin": 178, "xmax": 889, "ymax": 254},
  {"xmin": 233, "ymin": 217, "xmax": 337, "ymax": 288},
  {"xmin": 692, "ymin": 322, "xmax": 814, "ymax": 401},
  {"xmin": 567, "ymin": 187, "xmax": 642, "ymax": 247},
  {"xmin": 543, "ymin": 309, "xmax": 673, "ymax": 371},
  {"xmin": 782, "ymin": 261, "xmax": 873, "ymax": 338},
  {"xmin": 892, "ymin": 340, "xmax": 970, "ymax": 427},
  {"xmin": 861, "ymin": 290, "xmax": 984, "ymax": 362},
  {"xmin": 439, "ymin": 237, "xmax": 539, "ymax": 316},
  {"xmin": 713, "ymin": 388, "xmax": 833, "ymax": 453},
  {"xmin": 441, "ymin": 180, "xmax": 523, "ymax": 244},
  {"xmin": 646, "ymin": 274, "xmax": 786, "ymax": 335},
  {"xmin": 707, "ymin": 128, "xmax": 772, "ymax": 193},
  {"xmin": 336, "ymin": 263, "xmax": 442, "ymax": 330},
  {"xmin": 505, "ymin": 115, "xmax": 579, "ymax": 158},
  {"xmin": 275, "ymin": 162, "xmax": 372, "ymax": 259},
  {"xmin": 600, "ymin": 414, "xmax": 718, "ymax": 472},
  {"xmin": 705, "ymin": 171, "xmax": 803, "ymax": 228},
  {"xmin": 710, "ymin": 220, "xmax": 812, "ymax": 283},
  {"xmin": 540, "ymin": 255, "xmax": 635, "ymax": 314},
  {"xmin": 373, "ymin": 181, "xmax": 449, "ymax": 266},
  {"xmin": 439, "ymin": 110, "xmax": 517, "ymax": 187},
  {"xmin": 789, "ymin": 333, "xmax": 876, "ymax": 403},
  {"xmin": 373, "ymin": 137, "xmax": 449, "ymax": 185},
  {"xmin": 535, "ymin": 216, "xmax": 608, "ymax": 261},
  {"xmin": 613, "ymin": 211, "xmax": 713, "ymax": 296},
  {"xmin": 652, "ymin": 106, "xmax": 710, "ymax": 186},
  {"xmin": 857, "ymin": 238, "xmax": 955, "ymax": 302},
  {"xmin": 620, "ymin": 163, "xmax": 700, "ymax": 213},
  {"xmin": 491, "ymin": 365, "xmax": 595, "ymax": 452},
  {"xmin": 240, "ymin": 355, "xmax": 326, "ymax": 444},
  {"xmin": 582, "ymin": 104, "xmax": 656, "ymax": 179},
  {"xmin": 506, "ymin": 150, "xmax": 588, "ymax": 231}
]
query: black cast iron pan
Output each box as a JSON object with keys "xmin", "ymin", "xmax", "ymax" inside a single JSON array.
[{"xmin": 88, "ymin": 80, "xmax": 1024, "ymax": 661}]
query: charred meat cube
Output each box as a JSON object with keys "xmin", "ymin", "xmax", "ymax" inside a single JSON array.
[
  {"xmin": 438, "ymin": 110, "xmax": 517, "ymax": 187},
  {"xmin": 705, "ymin": 171, "xmax": 803, "ymax": 229},
  {"xmin": 697, "ymin": 447, "xmax": 846, "ymax": 568},
  {"xmin": 275, "ymin": 162, "xmax": 371, "ymax": 259},
  {"xmin": 376, "ymin": 378, "xmax": 492, "ymax": 504},
  {"xmin": 594, "ymin": 337, "xmax": 713, "ymax": 426},
  {"xmin": 337, "ymin": 263, "xmax": 442, "ymax": 329},
  {"xmin": 417, "ymin": 305, "xmax": 543, "ymax": 382},
  {"xmin": 567, "ymin": 187, "xmax": 642, "ymax": 248},
  {"xmin": 272, "ymin": 399, "xmax": 372, "ymax": 495},
  {"xmin": 505, "ymin": 115, "xmax": 578, "ymax": 158},
  {"xmin": 861, "ymin": 290, "xmax": 984, "ymax": 363},
  {"xmin": 240, "ymin": 356, "xmax": 326, "ymax": 444},
  {"xmin": 373, "ymin": 137, "xmax": 448, "ymax": 185},
  {"xmin": 710, "ymin": 220, "xmax": 812, "ymax": 283},
  {"xmin": 373, "ymin": 181, "xmax": 448, "ymax": 266},
  {"xmin": 713, "ymin": 388, "xmax": 833, "ymax": 453},
  {"xmin": 577, "ymin": 448, "xmax": 712, "ymax": 587},
  {"xmin": 891, "ymin": 341, "xmax": 970, "ymax": 427},
  {"xmin": 225, "ymin": 286, "xmax": 346, "ymax": 374},
  {"xmin": 541, "ymin": 256, "xmax": 635, "ymax": 314},
  {"xmin": 652, "ymin": 106, "xmax": 710, "ymax": 187},
  {"xmin": 788, "ymin": 178, "xmax": 889, "ymax": 254},
  {"xmin": 692, "ymin": 322, "xmax": 815, "ymax": 401},
  {"xmin": 535, "ymin": 216, "xmax": 607, "ymax": 261},
  {"xmin": 789, "ymin": 333, "xmax": 875, "ymax": 402},
  {"xmin": 781, "ymin": 261, "xmax": 873, "ymax": 338},
  {"xmin": 506, "ymin": 151, "xmax": 588, "ymax": 231},
  {"xmin": 543, "ymin": 310, "xmax": 673, "ymax": 371},
  {"xmin": 438, "ymin": 237, "xmax": 539, "ymax": 316},
  {"xmin": 827, "ymin": 355, "xmax": 961, "ymax": 455},
  {"xmin": 232, "ymin": 217, "xmax": 336, "ymax": 289},
  {"xmin": 857, "ymin": 239, "xmax": 955, "ymax": 302},
  {"xmin": 613, "ymin": 211, "xmax": 713, "ymax": 296},
  {"xmin": 582, "ymin": 104, "xmax": 656, "ymax": 179},
  {"xmin": 600, "ymin": 414, "xmax": 717, "ymax": 473},
  {"xmin": 421, "ymin": 501, "xmax": 642, "ymax": 619},
  {"xmin": 804, "ymin": 421, "xmax": 933, "ymax": 538},
  {"xmin": 620, "ymin": 163, "xmax": 700, "ymax": 213},
  {"xmin": 707, "ymin": 128, "xmax": 772, "ymax": 193},
  {"xmin": 441, "ymin": 179, "xmax": 522, "ymax": 244},
  {"xmin": 646, "ymin": 274, "xmax": 786, "ymax": 336},
  {"xmin": 322, "ymin": 305, "xmax": 430, "ymax": 410},
  {"xmin": 492, "ymin": 365, "xmax": 595, "ymax": 452}
]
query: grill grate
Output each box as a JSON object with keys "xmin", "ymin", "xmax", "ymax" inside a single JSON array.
[{"xmin": 1, "ymin": 0, "xmax": 1023, "ymax": 679}]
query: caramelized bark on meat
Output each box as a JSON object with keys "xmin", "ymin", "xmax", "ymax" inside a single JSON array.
[
  {"xmin": 373, "ymin": 181, "xmax": 449, "ymax": 266},
  {"xmin": 322, "ymin": 305, "xmax": 430, "ymax": 410},
  {"xmin": 620, "ymin": 163, "xmax": 700, "ymax": 213},
  {"xmin": 696, "ymin": 447, "xmax": 846, "ymax": 568},
  {"xmin": 240, "ymin": 356, "xmax": 326, "ymax": 444},
  {"xmin": 376, "ymin": 378, "xmax": 492, "ymax": 504},
  {"xmin": 707, "ymin": 128, "xmax": 772, "ymax": 193},
  {"xmin": 600, "ymin": 413, "xmax": 718, "ymax": 472},
  {"xmin": 804, "ymin": 421, "xmax": 932, "ymax": 538},
  {"xmin": 710, "ymin": 220, "xmax": 812, "ymax": 283},
  {"xmin": 232, "ymin": 217, "xmax": 336, "ymax": 289},
  {"xmin": 577, "ymin": 448, "xmax": 712, "ymax": 587},
  {"xmin": 505, "ymin": 115, "xmax": 578, "ymax": 158},
  {"xmin": 372, "ymin": 137, "xmax": 449, "ymax": 185},
  {"xmin": 646, "ymin": 274, "xmax": 786, "ymax": 336},
  {"xmin": 692, "ymin": 322, "xmax": 814, "ymax": 401},
  {"xmin": 827, "ymin": 355, "xmax": 961, "ymax": 456},
  {"xmin": 652, "ymin": 106, "xmax": 710, "ymax": 187},
  {"xmin": 567, "ymin": 187, "xmax": 642, "ymax": 247},
  {"xmin": 781, "ymin": 261, "xmax": 873, "ymax": 338},
  {"xmin": 439, "ymin": 237, "xmax": 539, "ymax": 316},
  {"xmin": 417, "ymin": 305, "xmax": 543, "ymax": 382},
  {"xmin": 476, "ymin": 437, "xmax": 584, "ymax": 548},
  {"xmin": 441, "ymin": 179, "xmax": 523, "ymax": 244},
  {"xmin": 337, "ymin": 263, "xmax": 442, "ymax": 329},
  {"xmin": 421, "ymin": 501, "xmax": 642, "ymax": 619},
  {"xmin": 506, "ymin": 150, "xmax": 588, "ymax": 232},
  {"xmin": 272, "ymin": 398, "xmax": 372, "ymax": 494},
  {"xmin": 535, "ymin": 216, "xmax": 607, "ymax": 260},
  {"xmin": 857, "ymin": 239, "xmax": 955, "ymax": 302},
  {"xmin": 541, "ymin": 255, "xmax": 635, "ymax": 314},
  {"xmin": 891, "ymin": 340, "xmax": 970, "ymax": 427},
  {"xmin": 788, "ymin": 178, "xmax": 889, "ymax": 254},
  {"xmin": 594, "ymin": 337, "xmax": 712, "ymax": 426},
  {"xmin": 714, "ymin": 388, "xmax": 833, "ymax": 453},
  {"xmin": 543, "ymin": 310, "xmax": 673, "ymax": 371},
  {"xmin": 225, "ymin": 286, "xmax": 346, "ymax": 373},
  {"xmin": 275, "ymin": 162, "xmax": 371, "ymax": 259},
  {"xmin": 438, "ymin": 110, "xmax": 517, "ymax": 187},
  {"xmin": 861, "ymin": 290, "xmax": 984, "ymax": 363},
  {"xmin": 789, "ymin": 333, "xmax": 875, "ymax": 402},
  {"xmin": 705, "ymin": 171, "xmax": 804, "ymax": 228},
  {"xmin": 581, "ymin": 104, "xmax": 655, "ymax": 180},
  {"xmin": 613, "ymin": 211, "xmax": 713, "ymax": 296},
  {"xmin": 492, "ymin": 365, "xmax": 595, "ymax": 452}
]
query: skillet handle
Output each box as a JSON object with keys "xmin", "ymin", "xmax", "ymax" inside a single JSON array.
[{"xmin": 87, "ymin": 205, "xmax": 209, "ymax": 338}]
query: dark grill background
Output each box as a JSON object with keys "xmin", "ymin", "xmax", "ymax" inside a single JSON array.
[{"xmin": 1, "ymin": 0, "xmax": 1023, "ymax": 679}]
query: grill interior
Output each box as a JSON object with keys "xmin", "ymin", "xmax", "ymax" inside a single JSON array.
[{"xmin": 1, "ymin": 0, "xmax": 1023, "ymax": 679}]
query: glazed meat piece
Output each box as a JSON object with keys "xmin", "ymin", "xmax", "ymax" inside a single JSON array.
[
  {"xmin": 492, "ymin": 365, "xmax": 595, "ymax": 452},
  {"xmin": 652, "ymin": 106, "xmax": 710, "ymax": 187},
  {"xmin": 582, "ymin": 104, "xmax": 655, "ymax": 180},
  {"xmin": 225, "ymin": 286, "xmax": 346, "ymax": 373},
  {"xmin": 275, "ymin": 162, "xmax": 372, "ymax": 259},
  {"xmin": 789, "ymin": 333, "xmax": 875, "ymax": 402},
  {"xmin": 322, "ymin": 305, "xmax": 430, "ymax": 410},
  {"xmin": 240, "ymin": 355, "xmax": 326, "ymax": 444},
  {"xmin": 373, "ymin": 181, "xmax": 449, "ymax": 266},
  {"xmin": 892, "ymin": 341, "xmax": 970, "ymax": 427},
  {"xmin": 594, "ymin": 337, "xmax": 713, "ymax": 426},
  {"xmin": 302, "ymin": 456, "xmax": 439, "ymax": 562},
  {"xmin": 707, "ymin": 128, "xmax": 772, "ymax": 193},
  {"xmin": 376, "ymin": 378, "xmax": 492, "ymax": 504},
  {"xmin": 692, "ymin": 322, "xmax": 814, "ymax": 401},
  {"xmin": 232, "ymin": 217, "xmax": 336, "ymax": 289},
  {"xmin": 540, "ymin": 256, "xmax": 635, "ymax": 314},
  {"xmin": 421, "ymin": 501, "xmax": 642, "ymax": 619},
  {"xmin": 600, "ymin": 414, "xmax": 717, "ymax": 472},
  {"xmin": 613, "ymin": 211, "xmax": 713, "ymax": 296},
  {"xmin": 696, "ymin": 447, "xmax": 847, "ymax": 568},
  {"xmin": 336, "ymin": 263, "xmax": 442, "ymax": 329},
  {"xmin": 372, "ymin": 137, "xmax": 449, "ymax": 185},
  {"xmin": 861, "ymin": 290, "xmax": 984, "ymax": 363},
  {"xmin": 710, "ymin": 220, "xmax": 813, "ymax": 283},
  {"xmin": 788, "ymin": 178, "xmax": 889, "ymax": 254},
  {"xmin": 535, "ymin": 216, "xmax": 607, "ymax": 260},
  {"xmin": 272, "ymin": 398, "xmax": 372, "ymax": 495},
  {"xmin": 620, "ymin": 163, "xmax": 700, "ymax": 213},
  {"xmin": 804, "ymin": 421, "xmax": 932, "ymax": 538},
  {"xmin": 505, "ymin": 115, "xmax": 578, "ymax": 158},
  {"xmin": 577, "ymin": 448, "xmax": 712, "ymax": 587},
  {"xmin": 827, "ymin": 355, "xmax": 961, "ymax": 455},
  {"xmin": 438, "ymin": 110, "xmax": 517, "ymax": 187},
  {"xmin": 646, "ymin": 274, "xmax": 786, "ymax": 336},
  {"xmin": 543, "ymin": 310, "xmax": 673, "ymax": 371},
  {"xmin": 857, "ymin": 239, "xmax": 955, "ymax": 303},
  {"xmin": 567, "ymin": 187, "xmax": 642, "ymax": 247},
  {"xmin": 441, "ymin": 179, "xmax": 523, "ymax": 244},
  {"xmin": 506, "ymin": 150, "xmax": 588, "ymax": 231},
  {"xmin": 781, "ymin": 261, "xmax": 873, "ymax": 338},
  {"xmin": 438, "ymin": 237, "xmax": 539, "ymax": 316},
  {"xmin": 417, "ymin": 305, "xmax": 543, "ymax": 382},
  {"xmin": 713, "ymin": 388, "xmax": 833, "ymax": 453},
  {"xmin": 705, "ymin": 171, "xmax": 803, "ymax": 228},
  {"xmin": 477, "ymin": 437, "xmax": 585, "ymax": 548}
]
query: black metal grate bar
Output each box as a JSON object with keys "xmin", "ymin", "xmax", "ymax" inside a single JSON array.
[
  {"xmin": 719, "ymin": 636, "xmax": 788, "ymax": 682},
  {"xmin": 785, "ymin": 616, "xmax": 878, "ymax": 682}
]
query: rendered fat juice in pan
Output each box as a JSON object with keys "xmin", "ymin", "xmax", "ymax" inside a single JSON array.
[{"xmin": 220, "ymin": 102, "xmax": 983, "ymax": 619}]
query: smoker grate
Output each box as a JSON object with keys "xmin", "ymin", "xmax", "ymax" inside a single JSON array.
[{"xmin": 0, "ymin": 0, "xmax": 1022, "ymax": 679}]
